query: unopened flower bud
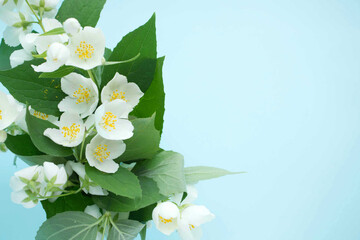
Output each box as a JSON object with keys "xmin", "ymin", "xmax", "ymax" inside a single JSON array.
[{"xmin": 63, "ymin": 18, "xmax": 81, "ymax": 35}]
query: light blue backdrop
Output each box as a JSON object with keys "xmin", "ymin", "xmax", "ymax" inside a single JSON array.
[{"xmin": 0, "ymin": 0, "xmax": 360, "ymax": 239}]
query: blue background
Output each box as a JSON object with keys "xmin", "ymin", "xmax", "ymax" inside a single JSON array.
[{"xmin": 1, "ymin": 0, "xmax": 360, "ymax": 239}]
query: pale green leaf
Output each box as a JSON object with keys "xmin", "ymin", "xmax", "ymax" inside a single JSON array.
[
  {"xmin": 108, "ymin": 219, "xmax": 144, "ymax": 240},
  {"xmin": 40, "ymin": 27, "xmax": 66, "ymax": 36},
  {"xmin": 39, "ymin": 66, "xmax": 75, "ymax": 78},
  {"xmin": 35, "ymin": 211, "xmax": 99, "ymax": 240},
  {"xmin": 133, "ymin": 151, "xmax": 186, "ymax": 196},
  {"xmin": 184, "ymin": 166, "xmax": 245, "ymax": 184}
]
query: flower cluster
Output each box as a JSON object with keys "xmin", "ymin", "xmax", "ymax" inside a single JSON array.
[
  {"xmin": 10, "ymin": 162, "xmax": 67, "ymax": 208},
  {"xmin": 153, "ymin": 186, "xmax": 215, "ymax": 240},
  {"xmin": 0, "ymin": 0, "xmax": 239, "ymax": 239}
]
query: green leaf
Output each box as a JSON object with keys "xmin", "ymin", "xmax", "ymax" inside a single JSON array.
[
  {"xmin": 18, "ymin": 155, "xmax": 66, "ymax": 166},
  {"xmin": 40, "ymin": 27, "xmax": 66, "ymax": 36},
  {"xmin": 0, "ymin": 59, "xmax": 65, "ymax": 116},
  {"xmin": 5, "ymin": 134, "xmax": 66, "ymax": 165},
  {"xmin": 36, "ymin": 211, "xmax": 99, "ymax": 240},
  {"xmin": 102, "ymin": 13, "xmax": 157, "ymax": 92},
  {"xmin": 116, "ymin": 115, "xmax": 160, "ymax": 162},
  {"xmin": 39, "ymin": 66, "xmax": 75, "ymax": 78},
  {"xmin": 184, "ymin": 166, "xmax": 245, "ymax": 184},
  {"xmin": 41, "ymin": 192, "xmax": 94, "ymax": 219},
  {"xmin": 26, "ymin": 108, "xmax": 73, "ymax": 157},
  {"xmin": 140, "ymin": 225, "xmax": 147, "ymax": 240},
  {"xmin": 108, "ymin": 219, "xmax": 144, "ymax": 240},
  {"xmin": 93, "ymin": 176, "xmax": 166, "ymax": 212},
  {"xmin": 132, "ymin": 57, "xmax": 165, "ymax": 133},
  {"xmin": 133, "ymin": 151, "xmax": 186, "ymax": 196},
  {"xmin": 0, "ymin": 38, "xmax": 21, "ymax": 70},
  {"xmin": 130, "ymin": 203, "xmax": 157, "ymax": 223},
  {"xmin": 86, "ymin": 165, "xmax": 142, "ymax": 199},
  {"xmin": 56, "ymin": 0, "xmax": 106, "ymax": 27}
]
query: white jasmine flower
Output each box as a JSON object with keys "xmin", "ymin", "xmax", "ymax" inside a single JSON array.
[
  {"xmin": 177, "ymin": 205, "xmax": 215, "ymax": 240},
  {"xmin": 152, "ymin": 201, "xmax": 180, "ymax": 235},
  {"xmin": 94, "ymin": 100, "xmax": 134, "ymax": 140},
  {"xmin": 27, "ymin": 0, "xmax": 59, "ymax": 18},
  {"xmin": 67, "ymin": 161, "xmax": 108, "ymax": 196},
  {"xmin": 44, "ymin": 112, "xmax": 85, "ymax": 147},
  {"xmin": 63, "ymin": 18, "xmax": 81, "ymax": 36},
  {"xmin": 32, "ymin": 42, "xmax": 70, "ymax": 72},
  {"xmin": 10, "ymin": 33, "xmax": 38, "ymax": 68},
  {"xmin": 2, "ymin": 11, "xmax": 33, "ymax": 47},
  {"xmin": 0, "ymin": 130, "xmax": 7, "ymax": 142},
  {"xmin": 42, "ymin": 162, "xmax": 68, "ymax": 202},
  {"xmin": 34, "ymin": 18, "xmax": 68, "ymax": 54},
  {"xmin": 0, "ymin": 91, "xmax": 23, "ymax": 130},
  {"xmin": 66, "ymin": 27, "xmax": 105, "ymax": 70},
  {"xmin": 85, "ymin": 134, "xmax": 126, "ymax": 173},
  {"xmin": 10, "ymin": 165, "xmax": 44, "ymax": 208},
  {"xmin": 58, "ymin": 73, "xmax": 99, "ymax": 118},
  {"xmin": 101, "ymin": 73, "xmax": 144, "ymax": 107}
]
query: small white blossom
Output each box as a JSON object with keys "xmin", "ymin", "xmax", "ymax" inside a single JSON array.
[
  {"xmin": 85, "ymin": 134, "xmax": 126, "ymax": 173},
  {"xmin": 177, "ymin": 205, "xmax": 215, "ymax": 240},
  {"xmin": 0, "ymin": 91, "xmax": 23, "ymax": 130},
  {"xmin": 152, "ymin": 201, "xmax": 180, "ymax": 235},
  {"xmin": 63, "ymin": 18, "xmax": 81, "ymax": 36},
  {"xmin": 42, "ymin": 162, "xmax": 68, "ymax": 202},
  {"xmin": 10, "ymin": 165, "xmax": 44, "ymax": 208},
  {"xmin": 58, "ymin": 73, "xmax": 99, "ymax": 118},
  {"xmin": 34, "ymin": 18, "xmax": 68, "ymax": 54},
  {"xmin": 44, "ymin": 112, "xmax": 85, "ymax": 147},
  {"xmin": 10, "ymin": 33, "xmax": 38, "ymax": 68},
  {"xmin": 32, "ymin": 42, "xmax": 70, "ymax": 72},
  {"xmin": 94, "ymin": 99, "xmax": 134, "ymax": 140},
  {"xmin": 101, "ymin": 73, "xmax": 144, "ymax": 107},
  {"xmin": 16, "ymin": 107, "xmax": 58, "ymax": 133},
  {"xmin": 67, "ymin": 161, "xmax": 108, "ymax": 196},
  {"xmin": 66, "ymin": 27, "xmax": 105, "ymax": 70},
  {"xmin": 2, "ymin": 11, "xmax": 33, "ymax": 47},
  {"xmin": 27, "ymin": 0, "xmax": 59, "ymax": 18}
]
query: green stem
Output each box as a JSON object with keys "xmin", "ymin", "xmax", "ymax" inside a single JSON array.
[
  {"xmin": 38, "ymin": 187, "xmax": 82, "ymax": 199},
  {"xmin": 25, "ymin": 0, "xmax": 45, "ymax": 32},
  {"xmin": 87, "ymin": 70, "xmax": 97, "ymax": 84},
  {"xmin": 101, "ymin": 216, "xmax": 109, "ymax": 240},
  {"xmin": 104, "ymin": 53, "xmax": 141, "ymax": 66}
]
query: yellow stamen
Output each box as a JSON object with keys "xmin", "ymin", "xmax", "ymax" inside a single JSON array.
[
  {"xmin": 93, "ymin": 144, "xmax": 110, "ymax": 162},
  {"xmin": 101, "ymin": 112, "xmax": 117, "ymax": 131},
  {"xmin": 189, "ymin": 224, "xmax": 195, "ymax": 230},
  {"xmin": 0, "ymin": 110, "xmax": 2, "ymax": 120},
  {"xmin": 33, "ymin": 110, "xmax": 49, "ymax": 120},
  {"xmin": 73, "ymin": 85, "xmax": 91, "ymax": 104},
  {"xmin": 110, "ymin": 90, "xmax": 127, "ymax": 102},
  {"xmin": 61, "ymin": 123, "xmax": 81, "ymax": 140},
  {"xmin": 75, "ymin": 41, "xmax": 94, "ymax": 60},
  {"xmin": 159, "ymin": 216, "xmax": 173, "ymax": 224}
]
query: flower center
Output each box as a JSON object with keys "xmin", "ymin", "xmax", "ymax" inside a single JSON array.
[
  {"xmin": 61, "ymin": 123, "xmax": 81, "ymax": 140},
  {"xmin": 110, "ymin": 90, "xmax": 127, "ymax": 102},
  {"xmin": 0, "ymin": 110, "xmax": 2, "ymax": 120},
  {"xmin": 73, "ymin": 85, "xmax": 91, "ymax": 104},
  {"xmin": 33, "ymin": 110, "xmax": 49, "ymax": 120},
  {"xmin": 189, "ymin": 224, "xmax": 196, "ymax": 230},
  {"xmin": 75, "ymin": 41, "xmax": 94, "ymax": 60},
  {"xmin": 101, "ymin": 112, "xmax": 117, "ymax": 131},
  {"xmin": 93, "ymin": 144, "xmax": 110, "ymax": 162},
  {"xmin": 159, "ymin": 216, "xmax": 173, "ymax": 224}
]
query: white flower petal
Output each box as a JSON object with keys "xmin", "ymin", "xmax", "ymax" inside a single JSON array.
[
  {"xmin": 0, "ymin": 130, "xmax": 7, "ymax": 143},
  {"xmin": 10, "ymin": 176, "xmax": 26, "ymax": 191},
  {"xmin": 10, "ymin": 49, "xmax": 33, "ymax": 68},
  {"xmin": 84, "ymin": 204, "xmax": 102, "ymax": 219},
  {"xmin": 43, "ymin": 162, "xmax": 59, "ymax": 181},
  {"xmin": 63, "ymin": 18, "xmax": 82, "ymax": 36},
  {"xmin": 181, "ymin": 205, "xmax": 215, "ymax": 227},
  {"xmin": 66, "ymin": 27, "xmax": 105, "ymax": 70}
]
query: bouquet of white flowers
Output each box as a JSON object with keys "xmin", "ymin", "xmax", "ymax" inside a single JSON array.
[{"xmin": 0, "ymin": 0, "xmax": 242, "ymax": 239}]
